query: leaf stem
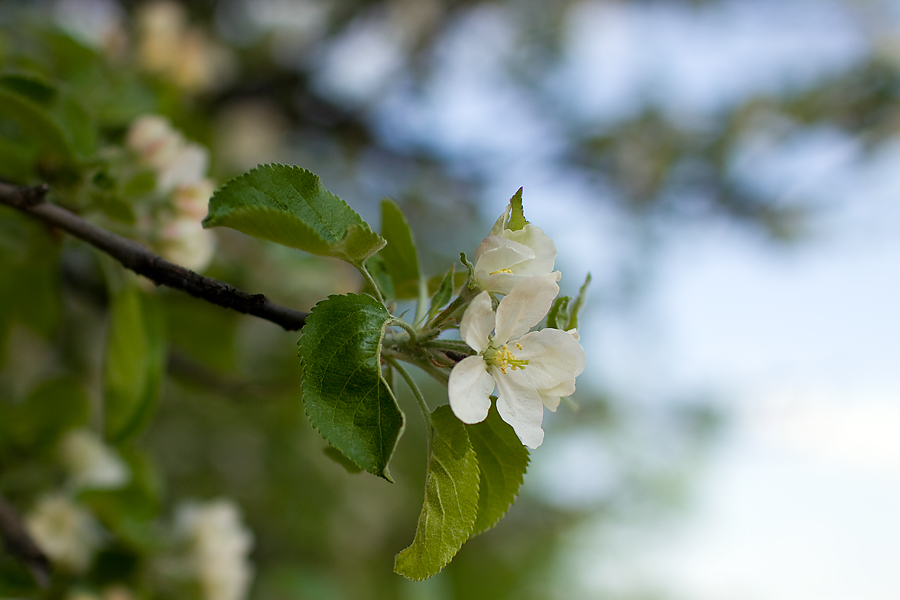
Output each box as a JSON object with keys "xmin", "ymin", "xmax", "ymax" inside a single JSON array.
[
  {"xmin": 359, "ymin": 262, "xmax": 385, "ymax": 304},
  {"xmin": 388, "ymin": 358, "xmax": 433, "ymax": 431}
]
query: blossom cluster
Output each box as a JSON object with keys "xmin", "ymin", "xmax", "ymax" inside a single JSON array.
[
  {"xmin": 449, "ymin": 203, "xmax": 586, "ymax": 448},
  {"xmin": 126, "ymin": 114, "xmax": 217, "ymax": 271},
  {"xmin": 173, "ymin": 499, "xmax": 255, "ymax": 600}
]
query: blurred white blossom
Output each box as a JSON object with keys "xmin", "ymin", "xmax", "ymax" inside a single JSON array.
[
  {"xmin": 126, "ymin": 115, "xmax": 217, "ymax": 272},
  {"xmin": 26, "ymin": 494, "xmax": 102, "ymax": 573},
  {"xmin": 175, "ymin": 499, "xmax": 254, "ymax": 600},
  {"xmin": 59, "ymin": 428, "xmax": 130, "ymax": 490},
  {"xmin": 136, "ymin": 0, "xmax": 234, "ymax": 93}
]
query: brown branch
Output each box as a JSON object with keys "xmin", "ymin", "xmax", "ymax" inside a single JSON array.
[
  {"xmin": 0, "ymin": 182, "xmax": 308, "ymax": 331},
  {"xmin": 0, "ymin": 490, "xmax": 50, "ymax": 587}
]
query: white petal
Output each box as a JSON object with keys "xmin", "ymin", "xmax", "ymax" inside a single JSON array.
[
  {"xmin": 478, "ymin": 269, "xmax": 561, "ymax": 296},
  {"xmin": 494, "ymin": 369, "xmax": 545, "ymax": 448},
  {"xmin": 449, "ymin": 356, "xmax": 495, "ymax": 424},
  {"xmin": 516, "ymin": 328, "xmax": 586, "ymax": 392},
  {"xmin": 474, "ymin": 235, "xmax": 534, "ymax": 276},
  {"xmin": 493, "ymin": 276, "xmax": 559, "ymax": 344},
  {"xmin": 502, "ymin": 223, "xmax": 557, "ymax": 275},
  {"xmin": 459, "ymin": 291, "xmax": 494, "ymax": 353},
  {"xmin": 489, "ymin": 204, "xmax": 511, "ymax": 235},
  {"xmin": 538, "ymin": 391, "xmax": 562, "ymax": 412}
]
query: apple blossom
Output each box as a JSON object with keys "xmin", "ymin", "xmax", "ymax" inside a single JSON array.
[
  {"xmin": 26, "ymin": 494, "xmax": 103, "ymax": 573},
  {"xmin": 448, "ymin": 279, "xmax": 586, "ymax": 448},
  {"xmin": 473, "ymin": 215, "xmax": 560, "ymax": 295}
]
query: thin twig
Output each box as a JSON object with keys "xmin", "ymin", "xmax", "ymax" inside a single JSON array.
[
  {"xmin": 0, "ymin": 490, "xmax": 50, "ymax": 587},
  {"xmin": 0, "ymin": 182, "xmax": 308, "ymax": 331}
]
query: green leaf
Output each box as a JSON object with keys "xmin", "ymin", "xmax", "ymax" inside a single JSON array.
[
  {"xmin": 297, "ymin": 293, "xmax": 405, "ymax": 481},
  {"xmin": 363, "ymin": 253, "xmax": 394, "ymax": 301},
  {"xmin": 12, "ymin": 377, "xmax": 89, "ymax": 451},
  {"xmin": 466, "ymin": 406, "xmax": 530, "ymax": 535},
  {"xmin": 567, "ymin": 272, "xmax": 592, "ymax": 331},
  {"xmin": 203, "ymin": 164, "xmax": 386, "ymax": 266},
  {"xmin": 394, "ymin": 405, "xmax": 480, "ymax": 580},
  {"xmin": 0, "ymin": 73, "xmax": 57, "ymax": 105},
  {"xmin": 427, "ymin": 264, "xmax": 455, "ymax": 320},
  {"xmin": 547, "ymin": 296, "xmax": 570, "ymax": 330},
  {"xmin": 379, "ymin": 199, "xmax": 420, "ymax": 299},
  {"xmin": 104, "ymin": 286, "xmax": 166, "ymax": 444},
  {"xmin": 507, "ymin": 187, "xmax": 527, "ymax": 231}
]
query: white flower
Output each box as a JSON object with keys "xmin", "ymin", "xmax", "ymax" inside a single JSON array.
[
  {"xmin": 448, "ymin": 279, "xmax": 586, "ymax": 448},
  {"xmin": 473, "ymin": 219, "xmax": 560, "ymax": 295},
  {"xmin": 25, "ymin": 494, "xmax": 102, "ymax": 573},
  {"xmin": 126, "ymin": 115, "xmax": 209, "ymax": 193},
  {"xmin": 172, "ymin": 179, "xmax": 215, "ymax": 221},
  {"xmin": 175, "ymin": 499, "xmax": 254, "ymax": 600},
  {"xmin": 158, "ymin": 217, "xmax": 217, "ymax": 271},
  {"xmin": 59, "ymin": 428, "xmax": 130, "ymax": 490}
]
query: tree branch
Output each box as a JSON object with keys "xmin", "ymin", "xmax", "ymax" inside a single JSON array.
[
  {"xmin": 0, "ymin": 490, "xmax": 50, "ymax": 587},
  {"xmin": 0, "ymin": 182, "xmax": 308, "ymax": 331}
]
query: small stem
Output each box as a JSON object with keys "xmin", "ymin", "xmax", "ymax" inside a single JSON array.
[
  {"xmin": 389, "ymin": 317, "xmax": 418, "ymax": 344},
  {"xmin": 421, "ymin": 339, "xmax": 474, "ymax": 355},
  {"xmin": 388, "ymin": 359, "xmax": 433, "ymax": 431},
  {"xmin": 414, "ymin": 275, "xmax": 428, "ymax": 327},
  {"xmin": 358, "ymin": 263, "xmax": 385, "ymax": 304}
]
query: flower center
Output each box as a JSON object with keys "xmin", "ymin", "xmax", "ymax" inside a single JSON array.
[
  {"xmin": 489, "ymin": 268, "xmax": 513, "ymax": 275},
  {"xmin": 483, "ymin": 343, "xmax": 528, "ymax": 374}
]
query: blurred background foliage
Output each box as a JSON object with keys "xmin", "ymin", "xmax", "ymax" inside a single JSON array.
[{"xmin": 0, "ymin": 0, "xmax": 892, "ymax": 598}]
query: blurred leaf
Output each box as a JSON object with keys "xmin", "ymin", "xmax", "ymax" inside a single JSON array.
[
  {"xmin": 12, "ymin": 376, "xmax": 89, "ymax": 450},
  {"xmin": 428, "ymin": 264, "xmax": 455, "ymax": 320},
  {"xmin": 122, "ymin": 171, "xmax": 156, "ymax": 197},
  {"xmin": 394, "ymin": 405, "xmax": 479, "ymax": 580},
  {"xmin": 379, "ymin": 199, "xmax": 420, "ymax": 299},
  {"xmin": 203, "ymin": 164, "xmax": 386, "ymax": 266},
  {"xmin": 0, "ymin": 134, "xmax": 37, "ymax": 182},
  {"xmin": 466, "ymin": 406, "xmax": 529, "ymax": 536},
  {"xmin": 80, "ymin": 447, "xmax": 163, "ymax": 545},
  {"xmin": 0, "ymin": 72, "xmax": 56, "ymax": 105},
  {"xmin": 104, "ymin": 286, "xmax": 166, "ymax": 444},
  {"xmin": 297, "ymin": 293, "xmax": 405, "ymax": 481},
  {"xmin": 547, "ymin": 296, "xmax": 569, "ymax": 330},
  {"xmin": 363, "ymin": 253, "xmax": 395, "ymax": 300},
  {"xmin": 567, "ymin": 273, "xmax": 591, "ymax": 331}
]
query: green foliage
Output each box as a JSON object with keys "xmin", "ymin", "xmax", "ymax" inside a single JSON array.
[
  {"xmin": 507, "ymin": 187, "xmax": 527, "ymax": 231},
  {"xmin": 297, "ymin": 293, "xmax": 405, "ymax": 481},
  {"xmin": 394, "ymin": 405, "xmax": 480, "ymax": 580},
  {"xmin": 568, "ymin": 273, "xmax": 591, "ymax": 331},
  {"xmin": 104, "ymin": 285, "xmax": 166, "ymax": 444},
  {"xmin": 0, "ymin": 72, "xmax": 96, "ymax": 178},
  {"xmin": 7, "ymin": 377, "xmax": 89, "ymax": 451},
  {"xmin": 428, "ymin": 264, "xmax": 455, "ymax": 320},
  {"xmin": 203, "ymin": 164, "xmax": 386, "ymax": 267},
  {"xmin": 466, "ymin": 406, "xmax": 530, "ymax": 536},
  {"xmin": 547, "ymin": 296, "xmax": 569, "ymax": 330},
  {"xmin": 378, "ymin": 198, "xmax": 420, "ymax": 299}
]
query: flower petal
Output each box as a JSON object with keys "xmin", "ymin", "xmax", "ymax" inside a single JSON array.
[
  {"xmin": 493, "ymin": 276, "xmax": 559, "ymax": 344},
  {"xmin": 474, "ymin": 235, "xmax": 534, "ymax": 276},
  {"xmin": 459, "ymin": 291, "xmax": 494, "ymax": 353},
  {"xmin": 538, "ymin": 391, "xmax": 562, "ymax": 412},
  {"xmin": 503, "ymin": 224, "xmax": 557, "ymax": 276},
  {"xmin": 516, "ymin": 328, "xmax": 586, "ymax": 392},
  {"xmin": 494, "ymin": 369, "xmax": 545, "ymax": 448},
  {"xmin": 449, "ymin": 356, "xmax": 495, "ymax": 424}
]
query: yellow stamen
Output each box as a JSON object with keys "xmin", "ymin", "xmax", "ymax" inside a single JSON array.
[
  {"xmin": 483, "ymin": 344, "xmax": 529, "ymax": 374},
  {"xmin": 489, "ymin": 268, "xmax": 514, "ymax": 275}
]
